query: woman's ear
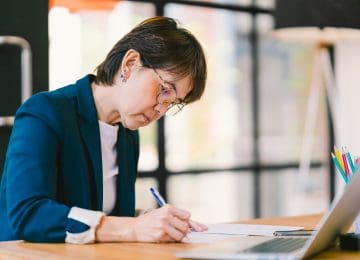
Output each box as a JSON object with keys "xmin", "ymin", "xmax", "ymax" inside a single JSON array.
[{"xmin": 120, "ymin": 49, "xmax": 141, "ymax": 80}]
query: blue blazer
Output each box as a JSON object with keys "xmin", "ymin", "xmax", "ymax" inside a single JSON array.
[{"xmin": 0, "ymin": 75, "xmax": 139, "ymax": 242}]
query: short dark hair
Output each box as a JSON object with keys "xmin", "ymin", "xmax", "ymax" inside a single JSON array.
[{"xmin": 95, "ymin": 16, "xmax": 207, "ymax": 104}]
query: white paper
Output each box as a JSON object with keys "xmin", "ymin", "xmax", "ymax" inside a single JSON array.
[{"xmin": 183, "ymin": 224, "xmax": 303, "ymax": 244}]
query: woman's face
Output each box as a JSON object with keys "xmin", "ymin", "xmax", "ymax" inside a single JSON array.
[{"xmin": 115, "ymin": 65, "xmax": 192, "ymax": 130}]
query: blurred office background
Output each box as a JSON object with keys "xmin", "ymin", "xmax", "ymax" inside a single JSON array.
[{"xmin": 1, "ymin": 0, "xmax": 360, "ymax": 223}]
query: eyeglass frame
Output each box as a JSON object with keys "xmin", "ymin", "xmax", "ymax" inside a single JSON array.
[{"xmin": 141, "ymin": 57, "xmax": 185, "ymax": 115}]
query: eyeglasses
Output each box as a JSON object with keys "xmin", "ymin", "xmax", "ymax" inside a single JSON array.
[
  {"xmin": 142, "ymin": 57, "xmax": 185, "ymax": 116},
  {"xmin": 152, "ymin": 69, "xmax": 185, "ymax": 116}
]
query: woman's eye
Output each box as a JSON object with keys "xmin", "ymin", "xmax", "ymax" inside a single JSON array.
[{"xmin": 161, "ymin": 88, "xmax": 172, "ymax": 96}]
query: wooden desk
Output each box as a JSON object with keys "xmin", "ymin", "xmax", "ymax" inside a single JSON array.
[{"xmin": 0, "ymin": 214, "xmax": 359, "ymax": 259}]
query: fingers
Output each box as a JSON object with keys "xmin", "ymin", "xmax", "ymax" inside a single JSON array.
[
  {"xmin": 163, "ymin": 222, "xmax": 187, "ymax": 242},
  {"xmin": 166, "ymin": 204, "xmax": 190, "ymax": 220},
  {"xmin": 157, "ymin": 205, "xmax": 190, "ymax": 242},
  {"xmin": 133, "ymin": 205, "xmax": 195, "ymax": 243},
  {"xmin": 189, "ymin": 219, "xmax": 208, "ymax": 232},
  {"xmin": 169, "ymin": 214, "xmax": 190, "ymax": 234}
]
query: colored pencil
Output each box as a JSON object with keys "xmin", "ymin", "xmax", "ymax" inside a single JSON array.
[
  {"xmin": 331, "ymin": 153, "xmax": 348, "ymax": 184},
  {"xmin": 342, "ymin": 147, "xmax": 350, "ymax": 177},
  {"xmin": 345, "ymin": 146, "xmax": 356, "ymax": 175},
  {"xmin": 334, "ymin": 146, "xmax": 345, "ymax": 172}
]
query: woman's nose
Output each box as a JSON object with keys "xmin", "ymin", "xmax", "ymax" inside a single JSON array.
[{"xmin": 154, "ymin": 103, "xmax": 168, "ymax": 116}]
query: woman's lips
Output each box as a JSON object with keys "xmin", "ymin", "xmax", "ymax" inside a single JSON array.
[{"xmin": 142, "ymin": 114, "xmax": 150, "ymax": 124}]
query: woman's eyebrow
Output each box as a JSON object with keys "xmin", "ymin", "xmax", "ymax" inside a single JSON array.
[
  {"xmin": 164, "ymin": 81, "xmax": 185, "ymax": 102},
  {"xmin": 158, "ymin": 72, "xmax": 187, "ymax": 102}
]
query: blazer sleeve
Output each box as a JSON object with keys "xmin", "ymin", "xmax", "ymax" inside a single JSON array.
[{"xmin": 4, "ymin": 95, "xmax": 103, "ymax": 243}]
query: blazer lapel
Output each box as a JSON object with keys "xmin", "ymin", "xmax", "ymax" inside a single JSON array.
[
  {"xmin": 80, "ymin": 123, "xmax": 103, "ymax": 210},
  {"xmin": 76, "ymin": 75, "xmax": 103, "ymax": 210},
  {"xmin": 115, "ymin": 124, "xmax": 136, "ymax": 216}
]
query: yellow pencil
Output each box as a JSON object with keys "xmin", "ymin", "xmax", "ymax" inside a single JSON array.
[{"xmin": 334, "ymin": 145, "xmax": 345, "ymax": 171}]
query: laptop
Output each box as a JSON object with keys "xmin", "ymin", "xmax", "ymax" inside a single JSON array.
[{"xmin": 177, "ymin": 170, "xmax": 360, "ymax": 259}]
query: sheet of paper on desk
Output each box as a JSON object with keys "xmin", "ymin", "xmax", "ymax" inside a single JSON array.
[{"xmin": 183, "ymin": 223, "xmax": 303, "ymax": 244}]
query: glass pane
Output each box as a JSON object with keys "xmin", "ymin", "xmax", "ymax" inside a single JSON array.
[
  {"xmin": 49, "ymin": 2, "xmax": 154, "ymax": 90},
  {"xmin": 257, "ymin": 14, "xmax": 329, "ymax": 164},
  {"xmin": 135, "ymin": 177, "xmax": 158, "ymax": 210},
  {"xmin": 167, "ymin": 172, "xmax": 253, "ymax": 222},
  {"xmin": 165, "ymin": 4, "xmax": 253, "ymax": 171},
  {"xmin": 260, "ymin": 168, "xmax": 329, "ymax": 217},
  {"xmin": 49, "ymin": 2, "xmax": 158, "ymax": 171},
  {"xmin": 138, "ymin": 124, "xmax": 158, "ymax": 171},
  {"xmin": 255, "ymin": 0, "xmax": 275, "ymax": 8}
]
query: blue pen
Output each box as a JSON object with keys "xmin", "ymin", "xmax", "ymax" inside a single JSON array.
[{"xmin": 150, "ymin": 187, "xmax": 166, "ymax": 207}]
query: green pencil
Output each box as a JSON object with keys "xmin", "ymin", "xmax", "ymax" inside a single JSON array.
[
  {"xmin": 345, "ymin": 146, "xmax": 356, "ymax": 174},
  {"xmin": 331, "ymin": 153, "xmax": 348, "ymax": 184}
]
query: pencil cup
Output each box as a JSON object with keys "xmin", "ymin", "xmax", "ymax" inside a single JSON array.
[{"xmin": 354, "ymin": 213, "xmax": 360, "ymax": 234}]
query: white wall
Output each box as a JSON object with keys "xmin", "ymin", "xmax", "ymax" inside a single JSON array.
[{"xmin": 335, "ymin": 40, "xmax": 360, "ymax": 191}]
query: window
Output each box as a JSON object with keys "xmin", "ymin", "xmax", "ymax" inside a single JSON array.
[{"xmin": 49, "ymin": 0, "xmax": 330, "ymax": 221}]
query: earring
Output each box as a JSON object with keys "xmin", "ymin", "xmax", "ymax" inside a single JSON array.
[{"xmin": 120, "ymin": 74, "xmax": 126, "ymax": 83}]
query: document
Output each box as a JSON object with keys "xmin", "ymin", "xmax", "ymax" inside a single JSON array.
[{"xmin": 183, "ymin": 223, "xmax": 303, "ymax": 244}]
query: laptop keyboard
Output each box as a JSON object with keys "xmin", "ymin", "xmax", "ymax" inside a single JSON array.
[{"xmin": 242, "ymin": 238, "xmax": 308, "ymax": 253}]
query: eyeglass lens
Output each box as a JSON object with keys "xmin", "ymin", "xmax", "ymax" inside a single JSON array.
[{"xmin": 157, "ymin": 87, "xmax": 177, "ymax": 107}]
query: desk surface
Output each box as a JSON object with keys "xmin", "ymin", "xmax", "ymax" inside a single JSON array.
[{"xmin": 0, "ymin": 214, "xmax": 359, "ymax": 259}]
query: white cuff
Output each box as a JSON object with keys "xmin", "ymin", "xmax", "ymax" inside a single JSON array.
[{"xmin": 65, "ymin": 207, "xmax": 105, "ymax": 244}]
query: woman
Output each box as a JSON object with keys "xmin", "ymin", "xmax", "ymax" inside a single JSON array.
[{"xmin": 0, "ymin": 16, "xmax": 207, "ymax": 244}]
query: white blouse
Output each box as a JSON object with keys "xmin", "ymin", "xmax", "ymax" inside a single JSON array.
[
  {"xmin": 98, "ymin": 120, "xmax": 119, "ymax": 214},
  {"xmin": 65, "ymin": 121, "xmax": 119, "ymax": 244}
]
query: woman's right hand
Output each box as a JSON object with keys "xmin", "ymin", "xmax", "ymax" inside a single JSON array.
[
  {"xmin": 95, "ymin": 204, "xmax": 191, "ymax": 243},
  {"xmin": 132, "ymin": 204, "xmax": 191, "ymax": 242}
]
